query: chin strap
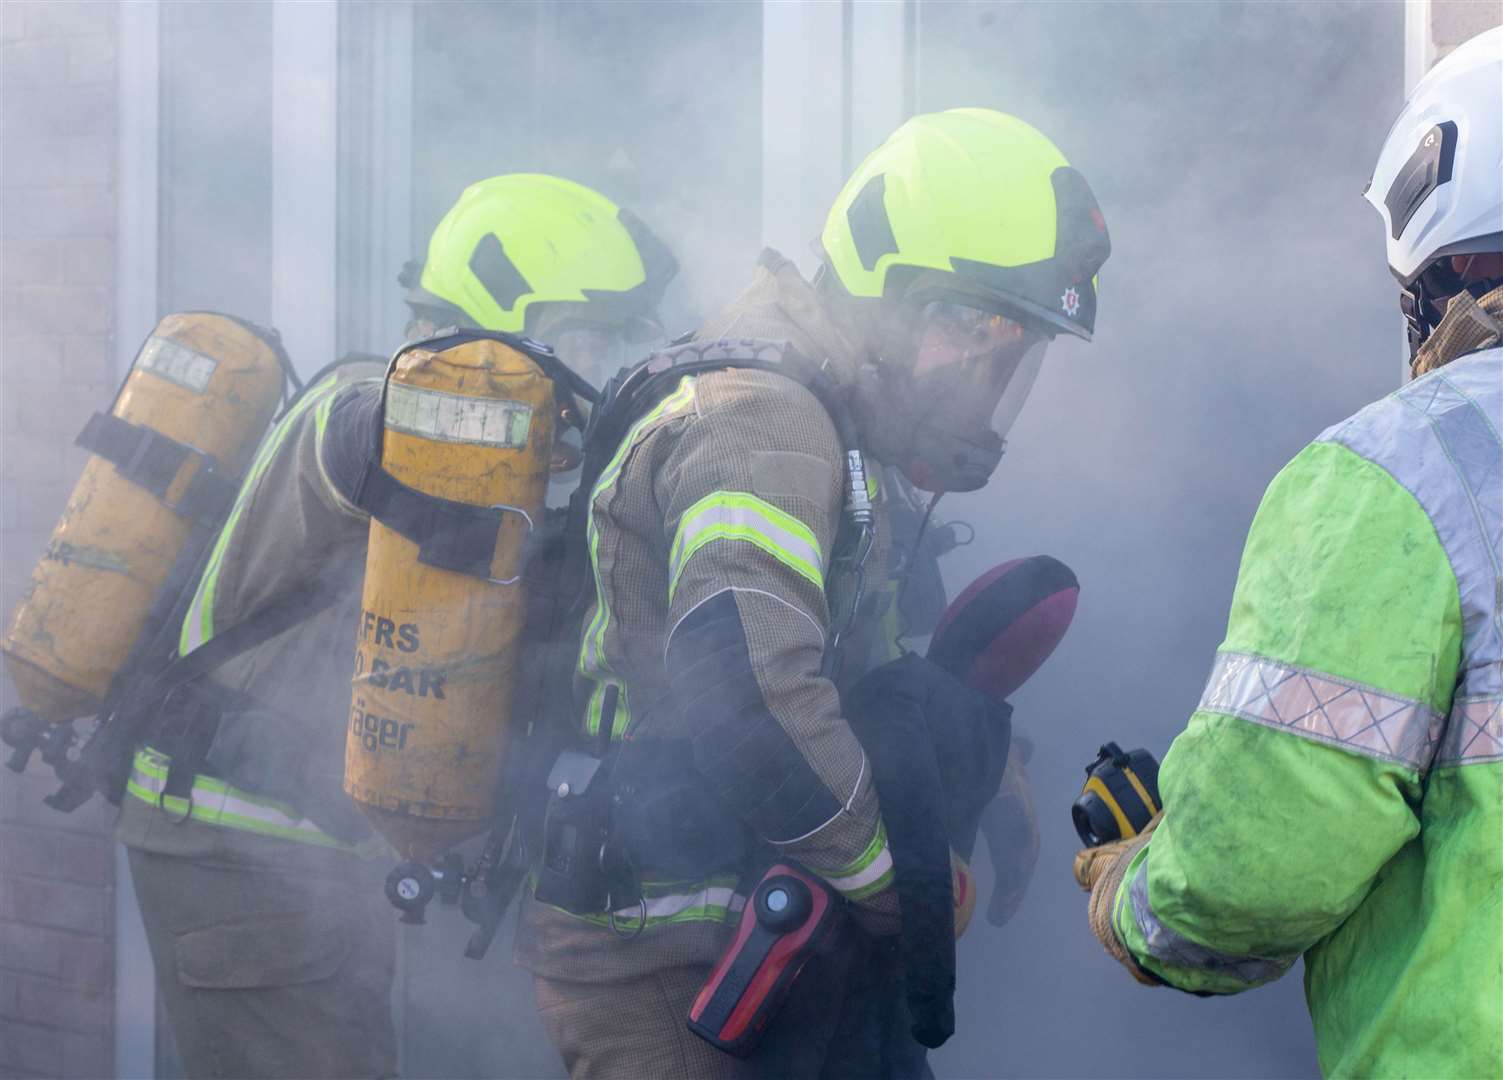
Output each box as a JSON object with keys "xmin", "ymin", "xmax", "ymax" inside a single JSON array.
[{"xmin": 1411, "ymin": 281, "xmax": 1503, "ymax": 377}]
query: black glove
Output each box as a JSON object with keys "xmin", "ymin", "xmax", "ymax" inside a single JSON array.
[{"xmin": 854, "ymin": 653, "xmax": 1012, "ymax": 858}]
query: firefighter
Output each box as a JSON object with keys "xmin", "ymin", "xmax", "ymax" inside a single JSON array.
[
  {"xmin": 514, "ymin": 108, "xmax": 1111, "ymax": 1078},
  {"xmin": 1074, "ymin": 29, "xmax": 1502, "ymax": 1079},
  {"xmin": 118, "ymin": 175, "xmax": 674, "ymax": 1080}
]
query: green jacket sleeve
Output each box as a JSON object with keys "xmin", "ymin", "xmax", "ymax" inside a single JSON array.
[{"xmin": 1113, "ymin": 439, "xmax": 1464, "ymax": 994}]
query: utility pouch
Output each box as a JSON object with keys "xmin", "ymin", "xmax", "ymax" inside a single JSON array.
[
  {"xmin": 535, "ymin": 749, "xmax": 614, "ymax": 914},
  {"xmin": 688, "ymin": 862, "xmax": 846, "ymax": 1058}
]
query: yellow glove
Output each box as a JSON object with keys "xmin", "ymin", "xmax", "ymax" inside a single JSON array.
[
  {"xmin": 953, "ymin": 854, "xmax": 976, "ymax": 939},
  {"xmin": 1073, "ymin": 813, "xmax": 1162, "ymax": 986}
]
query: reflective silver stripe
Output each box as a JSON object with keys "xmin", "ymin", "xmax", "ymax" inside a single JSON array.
[
  {"xmin": 384, "ymin": 383, "xmax": 533, "ymax": 447},
  {"xmin": 823, "ymin": 845, "xmax": 894, "ymax": 900},
  {"xmin": 1322, "ymin": 352, "xmax": 1503, "ymax": 697},
  {"xmin": 621, "ymin": 886, "xmax": 746, "ymax": 922},
  {"xmin": 567, "ymin": 882, "xmax": 748, "ymax": 930},
  {"xmin": 127, "ymin": 752, "xmax": 343, "ymax": 847},
  {"xmin": 1436, "ymin": 693, "xmax": 1503, "ymax": 766},
  {"xmin": 1125, "ymin": 856, "xmax": 1294, "ymax": 987},
  {"xmin": 1200, "ymin": 652, "xmax": 1444, "ymax": 772},
  {"xmin": 136, "ymin": 335, "xmax": 217, "ymax": 393},
  {"xmin": 668, "ymin": 493, "xmax": 824, "ymax": 598}
]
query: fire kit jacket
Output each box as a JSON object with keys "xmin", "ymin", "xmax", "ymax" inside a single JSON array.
[{"xmin": 517, "ymin": 252, "xmax": 902, "ymax": 978}]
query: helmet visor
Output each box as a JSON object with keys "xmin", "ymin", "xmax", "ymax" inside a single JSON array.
[{"xmin": 913, "ymin": 300, "xmax": 1048, "ymax": 446}]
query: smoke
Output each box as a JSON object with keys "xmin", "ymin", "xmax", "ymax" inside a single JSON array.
[
  {"xmin": 396, "ymin": 4, "xmax": 1404, "ymax": 1077},
  {"xmin": 916, "ymin": 3, "xmax": 1403, "ymax": 1077},
  {"xmin": 1, "ymin": 1, "xmax": 1409, "ymax": 1077}
]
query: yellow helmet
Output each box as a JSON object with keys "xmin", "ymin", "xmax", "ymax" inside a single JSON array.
[
  {"xmin": 820, "ymin": 109, "xmax": 1110, "ymax": 340},
  {"xmin": 408, "ymin": 174, "xmax": 676, "ymax": 340}
]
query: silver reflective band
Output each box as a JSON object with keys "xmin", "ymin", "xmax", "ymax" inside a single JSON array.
[
  {"xmin": 1323, "ymin": 356, "xmax": 1503, "ymax": 697},
  {"xmin": 1126, "ymin": 858, "xmax": 1294, "ymax": 986},
  {"xmin": 137, "ymin": 336, "xmax": 218, "ymax": 393},
  {"xmin": 607, "ymin": 885, "xmax": 746, "ymax": 924},
  {"xmin": 1436, "ymin": 693, "xmax": 1503, "ymax": 766},
  {"xmin": 385, "ymin": 383, "xmax": 533, "ymax": 447},
  {"xmin": 127, "ymin": 751, "xmax": 344, "ymax": 848},
  {"xmin": 822, "ymin": 844, "xmax": 894, "ymax": 899},
  {"xmin": 1200, "ymin": 652, "xmax": 1444, "ymax": 772}
]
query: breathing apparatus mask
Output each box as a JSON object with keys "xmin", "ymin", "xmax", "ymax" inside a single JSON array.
[{"xmin": 863, "ymin": 297, "xmax": 1049, "ymax": 493}]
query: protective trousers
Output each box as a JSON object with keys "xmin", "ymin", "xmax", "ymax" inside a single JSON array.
[{"xmin": 127, "ymin": 847, "xmax": 397, "ymax": 1079}]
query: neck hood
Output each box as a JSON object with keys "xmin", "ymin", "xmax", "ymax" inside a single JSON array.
[
  {"xmin": 696, "ymin": 249, "xmax": 865, "ymax": 386},
  {"xmin": 1413, "ymin": 284, "xmax": 1503, "ymax": 376}
]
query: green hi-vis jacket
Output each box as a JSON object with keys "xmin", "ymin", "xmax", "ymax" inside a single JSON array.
[{"xmin": 1113, "ymin": 351, "xmax": 1502, "ymax": 1078}]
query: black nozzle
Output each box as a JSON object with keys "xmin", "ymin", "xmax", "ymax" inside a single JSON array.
[
  {"xmin": 1, "ymin": 709, "xmax": 48, "ymax": 774},
  {"xmin": 386, "ymin": 862, "xmax": 436, "ymax": 925}
]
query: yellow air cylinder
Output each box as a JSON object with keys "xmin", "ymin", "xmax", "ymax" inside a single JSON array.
[
  {"xmin": 346, "ymin": 336, "xmax": 554, "ymax": 861},
  {"xmin": 2, "ymin": 313, "xmax": 285, "ymax": 722}
]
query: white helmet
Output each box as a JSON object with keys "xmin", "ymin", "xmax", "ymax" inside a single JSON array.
[{"xmin": 1365, "ymin": 27, "xmax": 1503, "ymax": 354}]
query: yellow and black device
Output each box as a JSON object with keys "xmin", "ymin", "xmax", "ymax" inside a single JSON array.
[
  {"xmin": 1072, "ymin": 742, "xmax": 1161, "ymax": 847},
  {"xmin": 2, "ymin": 313, "xmax": 286, "ymax": 722},
  {"xmin": 344, "ymin": 331, "xmax": 556, "ymax": 863}
]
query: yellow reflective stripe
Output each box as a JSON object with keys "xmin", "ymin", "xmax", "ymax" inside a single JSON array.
[
  {"xmin": 822, "ymin": 820, "xmax": 895, "ymax": 900},
  {"xmin": 179, "ymin": 374, "xmax": 343, "ymax": 654},
  {"xmin": 128, "ymin": 750, "xmax": 348, "ymax": 849},
  {"xmin": 314, "ymin": 384, "xmax": 338, "ymax": 440},
  {"xmin": 577, "ymin": 376, "xmax": 697, "ymax": 737},
  {"xmin": 667, "ymin": 492, "xmax": 824, "ymax": 602},
  {"xmin": 584, "ymin": 679, "xmax": 630, "ymax": 742}
]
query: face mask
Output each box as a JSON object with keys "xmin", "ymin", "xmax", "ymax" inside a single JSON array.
[{"xmin": 894, "ymin": 301, "xmax": 1048, "ymax": 492}]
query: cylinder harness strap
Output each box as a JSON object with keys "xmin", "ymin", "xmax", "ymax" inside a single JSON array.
[
  {"xmin": 346, "ymin": 329, "xmax": 593, "ymax": 582},
  {"xmin": 346, "ymin": 459, "xmax": 533, "ymax": 581},
  {"xmin": 74, "ymin": 412, "xmax": 239, "ymax": 522}
]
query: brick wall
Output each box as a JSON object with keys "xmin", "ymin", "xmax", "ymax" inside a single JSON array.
[{"xmin": 0, "ymin": 3, "xmax": 120, "ymax": 1077}]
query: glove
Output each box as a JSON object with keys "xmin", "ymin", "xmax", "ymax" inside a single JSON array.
[
  {"xmin": 981, "ymin": 743, "xmax": 1039, "ymax": 926},
  {"xmin": 953, "ymin": 855, "xmax": 976, "ymax": 939},
  {"xmin": 1073, "ymin": 813, "xmax": 1162, "ymax": 987}
]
